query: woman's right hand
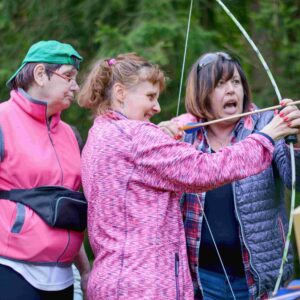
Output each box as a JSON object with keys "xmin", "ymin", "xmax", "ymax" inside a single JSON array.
[
  {"xmin": 158, "ymin": 121, "xmax": 183, "ymax": 140},
  {"xmin": 261, "ymin": 99, "xmax": 300, "ymax": 141}
]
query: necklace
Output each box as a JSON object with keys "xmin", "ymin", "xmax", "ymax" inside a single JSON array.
[{"xmin": 207, "ymin": 129, "xmax": 233, "ymax": 149}]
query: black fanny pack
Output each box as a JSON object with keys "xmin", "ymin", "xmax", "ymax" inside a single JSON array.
[{"xmin": 0, "ymin": 186, "xmax": 87, "ymax": 232}]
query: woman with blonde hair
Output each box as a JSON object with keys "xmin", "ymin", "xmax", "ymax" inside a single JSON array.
[{"xmin": 78, "ymin": 52, "xmax": 298, "ymax": 300}]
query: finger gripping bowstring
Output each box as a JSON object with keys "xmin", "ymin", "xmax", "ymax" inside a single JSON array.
[{"xmin": 215, "ymin": 0, "xmax": 296, "ymax": 296}]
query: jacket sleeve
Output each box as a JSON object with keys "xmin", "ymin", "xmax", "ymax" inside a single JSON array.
[
  {"xmin": 171, "ymin": 113, "xmax": 197, "ymax": 127},
  {"xmin": 273, "ymin": 139, "xmax": 300, "ymax": 191},
  {"xmin": 258, "ymin": 110, "xmax": 300, "ymax": 191},
  {"xmin": 131, "ymin": 123, "xmax": 275, "ymax": 193}
]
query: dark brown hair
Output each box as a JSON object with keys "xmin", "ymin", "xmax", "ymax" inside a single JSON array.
[
  {"xmin": 10, "ymin": 63, "xmax": 62, "ymax": 91},
  {"xmin": 185, "ymin": 52, "xmax": 252, "ymax": 120}
]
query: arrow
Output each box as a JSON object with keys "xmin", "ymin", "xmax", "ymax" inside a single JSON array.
[{"xmin": 180, "ymin": 100, "xmax": 300, "ymax": 133}]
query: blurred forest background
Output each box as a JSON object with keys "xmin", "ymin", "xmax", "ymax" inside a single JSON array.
[{"xmin": 1, "ymin": 0, "xmax": 300, "ymax": 277}]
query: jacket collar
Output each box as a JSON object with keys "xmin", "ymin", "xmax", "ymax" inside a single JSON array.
[
  {"xmin": 11, "ymin": 89, "xmax": 61, "ymax": 129},
  {"xmin": 233, "ymin": 103, "xmax": 260, "ymax": 138},
  {"xmin": 101, "ymin": 110, "xmax": 128, "ymax": 121}
]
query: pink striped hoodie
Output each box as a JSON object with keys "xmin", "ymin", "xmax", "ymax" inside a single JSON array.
[{"xmin": 81, "ymin": 110, "xmax": 274, "ymax": 300}]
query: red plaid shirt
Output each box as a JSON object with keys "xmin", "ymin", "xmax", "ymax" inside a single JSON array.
[{"xmin": 180, "ymin": 121, "xmax": 269, "ymax": 300}]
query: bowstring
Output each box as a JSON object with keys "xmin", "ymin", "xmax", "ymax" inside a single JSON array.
[
  {"xmin": 195, "ymin": 194, "xmax": 237, "ymax": 300},
  {"xmin": 176, "ymin": 0, "xmax": 193, "ymax": 117},
  {"xmin": 177, "ymin": 1, "xmax": 237, "ymax": 298}
]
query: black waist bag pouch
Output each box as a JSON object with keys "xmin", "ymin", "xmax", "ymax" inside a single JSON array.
[{"xmin": 0, "ymin": 186, "xmax": 87, "ymax": 231}]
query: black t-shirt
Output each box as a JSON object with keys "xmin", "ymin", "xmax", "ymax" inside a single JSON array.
[{"xmin": 198, "ymin": 181, "xmax": 245, "ymax": 276}]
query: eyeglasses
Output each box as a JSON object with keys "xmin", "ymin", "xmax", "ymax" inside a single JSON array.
[
  {"xmin": 197, "ymin": 52, "xmax": 232, "ymax": 73},
  {"xmin": 48, "ymin": 70, "xmax": 78, "ymax": 84}
]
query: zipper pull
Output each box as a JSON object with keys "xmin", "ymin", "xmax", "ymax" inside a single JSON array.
[{"xmin": 175, "ymin": 253, "xmax": 179, "ymax": 277}]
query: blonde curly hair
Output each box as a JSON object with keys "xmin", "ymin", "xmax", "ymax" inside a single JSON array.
[{"xmin": 78, "ymin": 53, "xmax": 165, "ymax": 117}]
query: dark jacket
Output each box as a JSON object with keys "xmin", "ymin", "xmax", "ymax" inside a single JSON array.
[{"xmin": 180, "ymin": 109, "xmax": 299, "ymax": 299}]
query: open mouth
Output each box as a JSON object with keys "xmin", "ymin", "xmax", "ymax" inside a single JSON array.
[
  {"xmin": 223, "ymin": 100, "xmax": 237, "ymax": 109},
  {"xmin": 223, "ymin": 100, "xmax": 238, "ymax": 114}
]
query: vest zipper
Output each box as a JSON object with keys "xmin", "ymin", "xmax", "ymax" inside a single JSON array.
[
  {"xmin": 175, "ymin": 252, "xmax": 180, "ymax": 300},
  {"xmin": 46, "ymin": 116, "xmax": 69, "ymax": 262},
  {"xmin": 278, "ymin": 215, "xmax": 286, "ymax": 244},
  {"xmin": 46, "ymin": 118, "xmax": 64, "ymax": 185},
  {"xmin": 233, "ymin": 182, "xmax": 261, "ymax": 297}
]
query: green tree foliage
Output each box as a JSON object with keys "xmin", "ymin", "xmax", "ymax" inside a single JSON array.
[
  {"xmin": 1, "ymin": 0, "xmax": 300, "ymax": 275},
  {"xmin": 1, "ymin": 0, "xmax": 299, "ymax": 135}
]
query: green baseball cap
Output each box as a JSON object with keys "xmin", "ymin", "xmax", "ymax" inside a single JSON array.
[{"xmin": 7, "ymin": 40, "xmax": 83, "ymax": 87}]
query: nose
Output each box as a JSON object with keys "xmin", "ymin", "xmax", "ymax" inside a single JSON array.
[
  {"xmin": 225, "ymin": 81, "xmax": 234, "ymax": 93},
  {"xmin": 153, "ymin": 100, "xmax": 161, "ymax": 114},
  {"xmin": 71, "ymin": 80, "xmax": 80, "ymax": 92}
]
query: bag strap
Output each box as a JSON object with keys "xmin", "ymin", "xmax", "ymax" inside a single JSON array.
[
  {"xmin": 0, "ymin": 187, "xmax": 87, "ymax": 231},
  {"xmin": 0, "ymin": 126, "xmax": 4, "ymax": 162},
  {"xmin": 70, "ymin": 125, "xmax": 83, "ymax": 153},
  {"xmin": 0, "ymin": 188, "xmax": 44, "ymax": 202},
  {"xmin": 0, "ymin": 186, "xmax": 86, "ymax": 202},
  {"xmin": 0, "ymin": 190, "xmax": 12, "ymax": 199}
]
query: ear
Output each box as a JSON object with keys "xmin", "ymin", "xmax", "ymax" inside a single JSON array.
[
  {"xmin": 33, "ymin": 64, "xmax": 47, "ymax": 86},
  {"xmin": 113, "ymin": 82, "xmax": 127, "ymax": 104}
]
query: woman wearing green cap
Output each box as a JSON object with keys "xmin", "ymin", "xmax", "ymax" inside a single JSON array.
[{"xmin": 0, "ymin": 40, "xmax": 90, "ymax": 300}]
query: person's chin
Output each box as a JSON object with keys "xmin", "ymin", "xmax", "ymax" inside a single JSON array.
[
  {"xmin": 221, "ymin": 115, "xmax": 241, "ymax": 125},
  {"xmin": 59, "ymin": 103, "xmax": 71, "ymax": 112},
  {"xmin": 64, "ymin": 99, "xmax": 73, "ymax": 107},
  {"xmin": 144, "ymin": 114, "xmax": 154, "ymax": 122}
]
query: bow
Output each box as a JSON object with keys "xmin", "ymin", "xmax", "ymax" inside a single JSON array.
[
  {"xmin": 177, "ymin": 0, "xmax": 297, "ymax": 298},
  {"xmin": 215, "ymin": 0, "xmax": 296, "ymax": 296}
]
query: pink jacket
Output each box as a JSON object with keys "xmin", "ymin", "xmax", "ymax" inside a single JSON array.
[
  {"xmin": 81, "ymin": 111, "xmax": 274, "ymax": 300},
  {"xmin": 0, "ymin": 90, "xmax": 83, "ymax": 264}
]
